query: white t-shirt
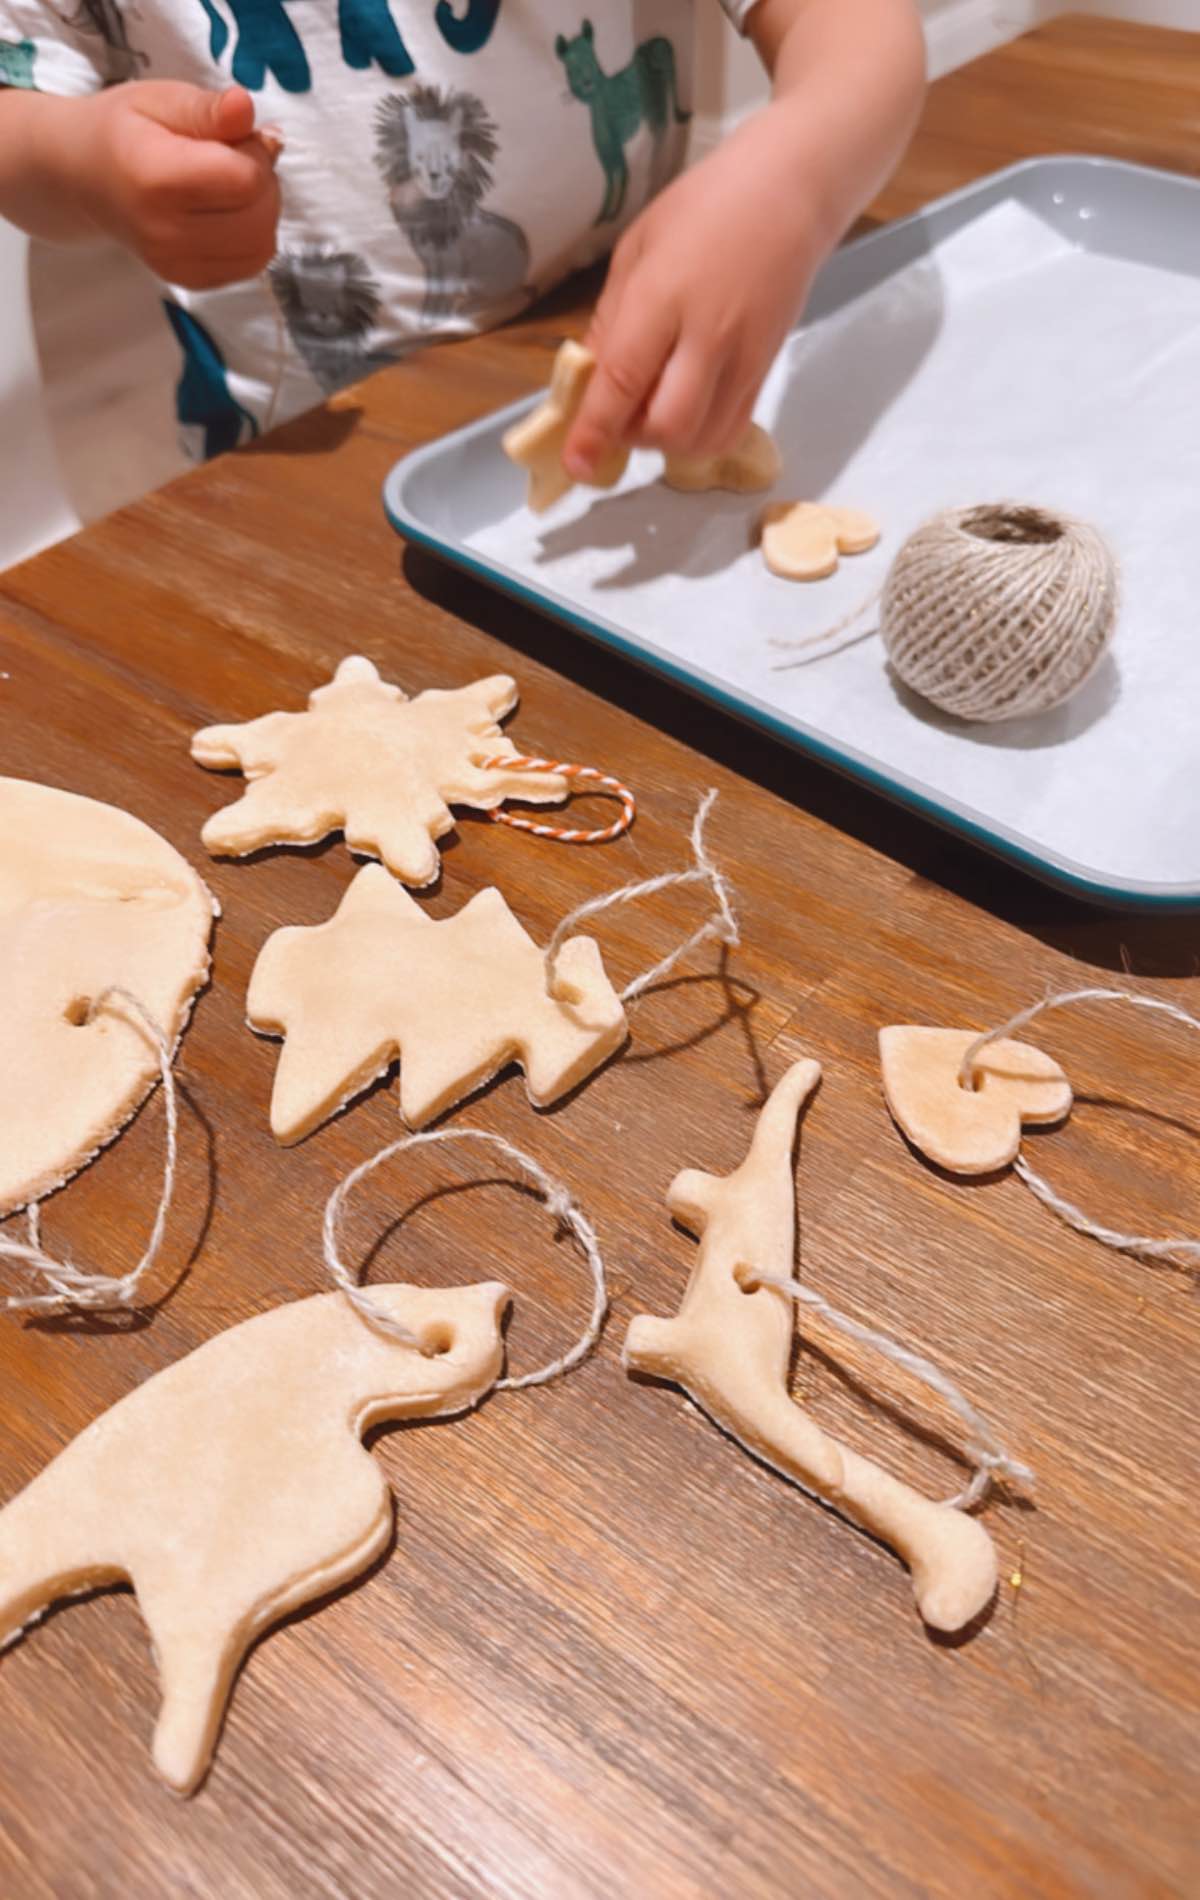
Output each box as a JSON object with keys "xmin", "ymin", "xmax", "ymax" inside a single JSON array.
[{"xmin": 1, "ymin": 0, "xmax": 754, "ymax": 456}]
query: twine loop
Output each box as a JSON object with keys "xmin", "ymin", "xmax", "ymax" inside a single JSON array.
[
  {"xmin": 0, "ymin": 988, "xmax": 180, "ymax": 1315},
  {"xmin": 543, "ymin": 788, "xmax": 740, "ymax": 1004},
  {"xmin": 482, "ymin": 755, "xmax": 636, "ymax": 844},
  {"xmin": 962, "ymin": 986, "xmax": 1200, "ymax": 1271},
  {"xmin": 322, "ymin": 1127, "xmax": 608, "ymax": 1389}
]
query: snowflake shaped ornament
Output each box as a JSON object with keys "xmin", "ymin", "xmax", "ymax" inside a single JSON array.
[
  {"xmin": 191, "ymin": 655, "xmax": 569, "ymax": 886},
  {"xmin": 248, "ymin": 863, "xmax": 629, "ymax": 1140}
]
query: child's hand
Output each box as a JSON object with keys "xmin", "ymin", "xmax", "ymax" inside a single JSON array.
[
  {"xmin": 68, "ymin": 83, "xmax": 281, "ymax": 290},
  {"xmin": 564, "ymin": 107, "xmax": 825, "ymax": 481}
]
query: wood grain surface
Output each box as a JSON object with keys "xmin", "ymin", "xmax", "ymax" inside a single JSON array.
[{"xmin": 1, "ymin": 17, "xmax": 1197, "ymax": 1898}]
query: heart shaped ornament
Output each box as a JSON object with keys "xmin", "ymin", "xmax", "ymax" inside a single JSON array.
[{"xmin": 879, "ymin": 1025, "xmax": 1072, "ymax": 1174}]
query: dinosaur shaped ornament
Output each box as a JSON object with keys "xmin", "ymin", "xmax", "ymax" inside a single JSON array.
[
  {"xmin": 624, "ymin": 1061, "xmax": 1000, "ymax": 1632},
  {"xmin": 0, "ymin": 1282, "xmax": 508, "ymax": 1793}
]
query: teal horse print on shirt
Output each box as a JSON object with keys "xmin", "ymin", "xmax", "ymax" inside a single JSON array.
[
  {"xmin": 0, "ymin": 37, "xmax": 36, "ymax": 85},
  {"xmin": 556, "ymin": 20, "xmax": 690, "ymax": 224}
]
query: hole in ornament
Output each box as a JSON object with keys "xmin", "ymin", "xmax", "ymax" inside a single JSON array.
[
  {"xmin": 63, "ymin": 996, "xmax": 93, "ymax": 1027},
  {"xmin": 421, "ymin": 1323, "xmax": 454, "ymax": 1357},
  {"xmin": 733, "ymin": 1262, "xmax": 762, "ymax": 1294},
  {"xmin": 962, "ymin": 504, "xmax": 1064, "ymax": 548}
]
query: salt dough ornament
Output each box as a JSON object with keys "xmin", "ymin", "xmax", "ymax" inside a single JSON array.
[
  {"xmin": 881, "ymin": 991, "xmax": 1200, "ymax": 1273},
  {"xmin": 0, "ymin": 777, "xmax": 214, "ymax": 1215},
  {"xmin": 880, "ymin": 1025, "xmax": 1072, "ymax": 1174},
  {"xmin": 191, "ymin": 655, "xmax": 569, "ymax": 886},
  {"xmin": 502, "ymin": 340, "xmax": 630, "ymax": 512},
  {"xmin": 248, "ymin": 862, "xmax": 628, "ymax": 1140},
  {"xmin": 662, "ymin": 422, "xmax": 782, "ymax": 494},
  {"xmin": 760, "ymin": 502, "xmax": 880, "ymax": 581},
  {"xmin": 0, "ymin": 1281, "xmax": 509, "ymax": 1793},
  {"xmin": 624, "ymin": 1060, "xmax": 1006, "ymax": 1632}
]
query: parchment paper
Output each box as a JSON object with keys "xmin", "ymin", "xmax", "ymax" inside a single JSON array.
[{"xmin": 470, "ymin": 201, "xmax": 1200, "ymax": 891}]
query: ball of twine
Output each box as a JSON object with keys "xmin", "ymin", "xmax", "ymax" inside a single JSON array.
[{"xmin": 880, "ymin": 503, "xmax": 1118, "ymax": 722}]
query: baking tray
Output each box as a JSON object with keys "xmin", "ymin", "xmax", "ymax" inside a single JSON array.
[{"xmin": 384, "ymin": 157, "xmax": 1200, "ymax": 911}]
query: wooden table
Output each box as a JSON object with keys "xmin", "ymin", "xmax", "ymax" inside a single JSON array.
[{"xmin": 1, "ymin": 15, "xmax": 1196, "ymax": 1896}]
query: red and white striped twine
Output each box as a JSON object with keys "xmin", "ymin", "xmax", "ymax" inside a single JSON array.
[{"xmin": 481, "ymin": 756, "xmax": 636, "ymax": 844}]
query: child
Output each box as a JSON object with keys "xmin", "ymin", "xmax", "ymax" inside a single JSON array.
[{"xmin": 0, "ymin": 0, "xmax": 924, "ymax": 468}]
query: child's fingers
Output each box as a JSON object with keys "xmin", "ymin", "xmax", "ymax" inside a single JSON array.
[
  {"xmin": 132, "ymin": 81, "xmax": 256, "ymax": 147},
  {"xmin": 584, "ymin": 236, "xmax": 638, "ymax": 357},
  {"xmin": 686, "ymin": 366, "xmax": 759, "ymax": 460},
  {"xmin": 172, "ymin": 133, "xmax": 279, "ymax": 212},
  {"xmin": 188, "ymin": 198, "xmax": 279, "ymax": 255},
  {"xmin": 564, "ymin": 293, "xmax": 677, "ymax": 479},
  {"xmin": 636, "ymin": 336, "xmax": 725, "ymax": 454}
]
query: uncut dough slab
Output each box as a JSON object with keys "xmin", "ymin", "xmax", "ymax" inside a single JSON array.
[{"xmin": 0, "ymin": 778, "xmax": 216, "ymax": 1214}]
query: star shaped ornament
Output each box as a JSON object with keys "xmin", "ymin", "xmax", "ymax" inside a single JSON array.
[
  {"xmin": 192, "ymin": 655, "xmax": 569, "ymax": 886},
  {"xmin": 502, "ymin": 340, "xmax": 630, "ymax": 513},
  {"xmin": 247, "ymin": 864, "xmax": 629, "ymax": 1139}
]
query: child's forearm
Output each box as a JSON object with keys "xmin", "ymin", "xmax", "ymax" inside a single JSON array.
[
  {"xmin": 0, "ymin": 89, "xmax": 99, "ymax": 242},
  {"xmin": 746, "ymin": 0, "xmax": 927, "ymax": 253}
]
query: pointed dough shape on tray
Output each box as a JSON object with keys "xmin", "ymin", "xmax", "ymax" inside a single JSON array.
[
  {"xmin": 0, "ymin": 777, "xmax": 215, "ymax": 1215},
  {"xmin": 502, "ymin": 340, "xmax": 630, "ymax": 513},
  {"xmin": 880, "ymin": 1025, "xmax": 1072, "ymax": 1175},
  {"xmin": 0, "ymin": 1281, "xmax": 509, "ymax": 1793},
  {"xmin": 191, "ymin": 655, "xmax": 569, "ymax": 886},
  {"xmin": 248, "ymin": 862, "xmax": 628, "ymax": 1140}
]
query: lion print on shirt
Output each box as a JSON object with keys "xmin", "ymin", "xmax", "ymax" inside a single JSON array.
[
  {"xmin": 269, "ymin": 248, "xmax": 398, "ymax": 394},
  {"xmin": 64, "ymin": 0, "xmax": 147, "ymax": 81},
  {"xmin": 375, "ymin": 85, "xmax": 532, "ymax": 330}
]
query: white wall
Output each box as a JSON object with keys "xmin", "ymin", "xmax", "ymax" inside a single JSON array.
[{"xmin": 692, "ymin": 1, "xmax": 1198, "ymax": 149}]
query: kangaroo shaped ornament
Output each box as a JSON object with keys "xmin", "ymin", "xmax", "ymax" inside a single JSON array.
[
  {"xmin": 624, "ymin": 1061, "xmax": 999, "ymax": 1631},
  {"xmin": 0, "ymin": 1283, "xmax": 508, "ymax": 1793}
]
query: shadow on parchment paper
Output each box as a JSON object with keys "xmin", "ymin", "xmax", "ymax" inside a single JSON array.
[
  {"xmin": 532, "ymin": 483, "xmax": 757, "ymax": 589},
  {"xmin": 885, "ymin": 650, "xmax": 1122, "ymax": 752},
  {"xmin": 399, "ymin": 540, "xmax": 1199, "ymax": 978},
  {"xmin": 767, "ymin": 242, "xmax": 946, "ymax": 497}
]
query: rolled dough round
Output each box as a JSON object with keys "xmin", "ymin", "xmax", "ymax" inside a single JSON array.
[{"xmin": 0, "ymin": 778, "xmax": 216, "ymax": 1214}]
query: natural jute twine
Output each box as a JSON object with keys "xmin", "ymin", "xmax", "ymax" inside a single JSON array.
[
  {"xmin": 961, "ymin": 987, "xmax": 1200, "ymax": 1272},
  {"xmin": 736, "ymin": 1264, "xmax": 1033, "ymax": 1509},
  {"xmin": 543, "ymin": 789, "xmax": 739, "ymax": 1003},
  {"xmin": 0, "ymin": 989, "xmax": 179, "ymax": 1315},
  {"xmin": 880, "ymin": 503, "xmax": 1118, "ymax": 722},
  {"xmin": 323, "ymin": 1127, "xmax": 607, "ymax": 1388}
]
